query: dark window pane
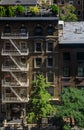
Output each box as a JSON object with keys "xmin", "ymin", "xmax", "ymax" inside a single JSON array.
[
  {"xmin": 77, "ymin": 52, "xmax": 84, "ymax": 60},
  {"xmin": 35, "ymin": 43, "xmax": 41, "ymax": 51},
  {"xmin": 63, "ymin": 52, "xmax": 70, "ymax": 60},
  {"xmin": 63, "ymin": 67, "xmax": 70, "ymax": 77},
  {"xmin": 35, "ymin": 27, "xmax": 42, "ymax": 35}
]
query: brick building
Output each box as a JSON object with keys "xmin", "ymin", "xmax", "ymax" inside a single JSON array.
[
  {"xmin": 0, "ymin": 0, "xmax": 59, "ymax": 122},
  {"xmin": 59, "ymin": 21, "xmax": 84, "ymax": 90}
]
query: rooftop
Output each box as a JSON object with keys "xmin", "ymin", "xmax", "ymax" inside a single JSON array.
[
  {"xmin": 0, "ymin": 4, "xmax": 59, "ymax": 19},
  {"xmin": 59, "ymin": 22, "xmax": 84, "ymax": 44}
]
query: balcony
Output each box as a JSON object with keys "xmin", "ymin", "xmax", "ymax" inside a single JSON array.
[
  {"xmin": 1, "ymin": 32, "xmax": 28, "ymax": 39},
  {"xmin": 1, "ymin": 49, "xmax": 29, "ymax": 56},
  {"xmin": 2, "ymin": 64, "xmax": 29, "ymax": 72},
  {"xmin": 2, "ymin": 79, "xmax": 29, "ymax": 87},
  {"xmin": 2, "ymin": 97, "xmax": 29, "ymax": 103}
]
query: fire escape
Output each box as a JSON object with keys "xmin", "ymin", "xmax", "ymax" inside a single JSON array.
[{"xmin": 1, "ymin": 25, "xmax": 29, "ymax": 103}]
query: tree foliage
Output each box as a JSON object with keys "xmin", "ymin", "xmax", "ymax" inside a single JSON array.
[
  {"xmin": 60, "ymin": 4, "xmax": 77, "ymax": 21},
  {"xmin": 27, "ymin": 74, "xmax": 56, "ymax": 123},
  {"xmin": 56, "ymin": 87, "xmax": 84, "ymax": 128}
]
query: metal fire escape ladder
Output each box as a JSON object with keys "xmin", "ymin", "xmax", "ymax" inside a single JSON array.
[
  {"xmin": 10, "ymin": 72, "xmax": 22, "ymax": 86},
  {"xmin": 10, "ymin": 87, "xmax": 23, "ymax": 101},
  {"xmin": 10, "ymin": 56, "xmax": 21, "ymax": 70},
  {"xmin": 9, "ymin": 39, "xmax": 22, "ymax": 55}
]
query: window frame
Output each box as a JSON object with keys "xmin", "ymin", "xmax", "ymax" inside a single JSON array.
[
  {"xmin": 46, "ymin": 72, "xmax": 54, "ymax": 83},
  {"xmin": 34, "ymin": 57, "xmax": 42, "ymax": 68},
  {"xmin": 63, "ymin": 67, "xmax": 70, "ymax": 77},
  {"xmin": 46, "ymin": 57, "xmax": 53, "ymax": 68}
]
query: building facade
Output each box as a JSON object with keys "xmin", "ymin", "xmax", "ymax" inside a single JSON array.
[
  {"xmin": 59, "ymin": 22, "xmax": 84, "ymax": 91},
  {"xmin": 0, "ymin": 0, "xmax": 59, "ymax": 122}
]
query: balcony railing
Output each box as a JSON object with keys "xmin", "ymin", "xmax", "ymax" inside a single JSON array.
[
  {"xmin": 1, "ymin": 49, "xmax": 29, "ymax": 56},
  {"xmin": 2, "ymin": 64, "xmax": 29, "ymax": 72},
  {"xmin": 1, "ymin": 32, "xmax": 29, "ymax": 39},
  {"xmin": 2, "ymin": 97, "xmax": 29, "ymax": 103},
  {"xmin": 2, "ymin": 79, "xmax": 29, "ymax": 87}
]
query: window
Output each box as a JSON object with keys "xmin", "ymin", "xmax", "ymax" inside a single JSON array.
[
  {"xmin": 63, "ymin": 67, "xmax": 70, "ymax": 77},
  {"xmin": 77, "ymin": 0, "xmax": 81, "ymax": 5},
  {"xmin": 46, "ymin": 57, "xmax": 53, "ymax": 67},
  {"xmin": 77, "ymin": 52, "xmax": 84, "ymax": 60},
  {"xmin": 77, "ymin": 10, "xmax": 81, "ymax": 16},
  {"xmin": 34, "ymin": 25, "xmax": 42, "ymax": 36},
  {"xmin": 35, "ymin": 42, "xmax": 42, "ymax": 52},
  {"xmin": 77, "ymin": 67, "xmax": 84, "ymax": 77},
  {"xmin": 46, "ymin": 72, "xmax": 54, "ymax": 82},
  {"xmin": 47, "ymin": 26, "xmax": 54, "ymax": 35},
  {"xmin": 46, "ymin": 42, "xmax": 53, "ymax": 52},
  {"xmin": 46, "ymin": 86, "xmax": 54, "ymax": 96},
  {"xmin": 4, "ymin": 42, "xmax": 11, "ymax": 50},
  {"xmin": 20, "ymin": 57, "xmax": 26, "ymax": 65},
  {"xmin": 60, "ymin": 0, "xmax": 64, "ymax": 5},
  {"xmin": 63, "ymin": 86, "xmax": 70, "ymax": 88},
  {"xmin": 20, "ymin": 25, "xmax": 27, "ymax": 34},
  {"xmin": 4, "ymin": 58, "xmax": 10, "ymax": 66},
  {"xmin": 20, "ymin": 42, "xmax": 27, "ymax": 50},
  {"xmin": 69, "ymin": 0, "xmax": 73, "ymax": 4},
  {"xmin": 77, "ymin": 86, "xmax": 84, "ymax": 89},
  {"xmin": 35, "ymin": 58, "xmax": 42, "ymax": 68},
  {"xmin": 4, "ymin": 25, "xmax": 11, "ymax": 33},
  {"xmin": 63, "ymin": 52, "xmax": 70, "ymax": 60}
]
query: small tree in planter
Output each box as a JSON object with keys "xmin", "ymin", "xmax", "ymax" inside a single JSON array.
[
  {"xmin": 51, "ymin": 4, "xmax": 59, "ymax": 15},
  {"xmin": 16, "ymin": 5, "xmax": 25, "ymax": 16},
  {"xmin": 0, "ymin": 6, "xmax": 6, "ymax": 17},
  {"xmin": 28, "ymin": 6, "xmax": 40, "ymax": 16},
  {"xmin": 6, "ymin": 6, "xmax": 15, "ymax": 17}
]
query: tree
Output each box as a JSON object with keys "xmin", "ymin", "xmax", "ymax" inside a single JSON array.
[
  {"xmin": 0, "ymin": 6, "xmax": 6, "ymax": 17},
  {"xmin": 27, "ymin": 74, "xmax": 56, "ymax": 123},
  {"xmin": 60, "ymin": 4, "xmax": 77, "ymax": 21},
  {"xmin": 56, "ymin": 87, "xmax": 84, "ymax": 129}
]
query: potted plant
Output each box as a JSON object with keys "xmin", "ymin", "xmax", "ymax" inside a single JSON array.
[
  {"xmin": 28, "ymin": 6, "xmax": 40, "ymax": 16},
  {"xmin": 0, "ymin": 6, "xmax": 6, "ymax": 17},
  {"xmin": 51, "ymin": 4, "xmax": 59, "ymax": 15},
  {"xmin": 6, "ymin": 6, "xmax": 15, "ymax": 17},
  {"xmin": 16, "ymin": 5, "xmax": 25, "ymax": 16}
]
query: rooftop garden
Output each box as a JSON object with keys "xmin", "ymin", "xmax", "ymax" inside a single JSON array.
[{"xmin": 0, "ymin": 4, "xmax": 59, "ymax": 17}]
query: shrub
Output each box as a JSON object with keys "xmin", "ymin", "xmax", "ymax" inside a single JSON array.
[
  {"xmin": 51, "ymin": 4, "xmax": 59, "ymax": 14},
  {"xmin": 16, "ymin": 5, "xmax": 25, "ymax": 15},
  {"xmin": 6, "ymin": 6, "xmax": 15, "ymax": 17},
  {"xmin": 28, "ymin": 6, "xmax": 40, "ymax": 15},
  {"xmin": 0, "ymin": 6, "xmax": 6, "ymax": 16}
]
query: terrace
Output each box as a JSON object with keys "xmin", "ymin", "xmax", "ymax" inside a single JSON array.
[{"xmin": 0, "ymin": 4, "xmax": 59, "ymax": 19}]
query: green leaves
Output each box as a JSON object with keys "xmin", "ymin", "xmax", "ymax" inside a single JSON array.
[
  {"xmin": 60, "ymin": 4, "xmax": 78, "ymax": 21},
  {"xmin": 56, "ymin": 88, "xmax": 84, "ymax": 128},
  {"xmin": 0, "ymin": 6, "xmax": 6, "ymax": 17},
  {"xmin": 27, "ymin": 74, "xmax": 56, "ymax": 123}
]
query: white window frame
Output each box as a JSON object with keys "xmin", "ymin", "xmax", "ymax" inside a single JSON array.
[
  {"xmin": 46, "ymin": 72, "xmax": 54, "ymax": 83},
  {"xmin": 46, "ymin": 41, "xmax": 53, "ymax": 52},
  {"xmin": 34, "ymin": 57, "xmax": 42, "ymax": 68},
  {"xmin": 20, "ymin": 41, "xmax": 27, "ymax": 50},
  {"xmin": 46, "ymin": 57, "xmax": 53, "ymax": 68}
]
